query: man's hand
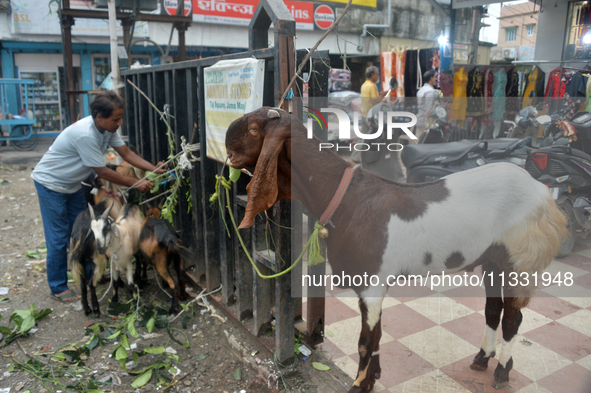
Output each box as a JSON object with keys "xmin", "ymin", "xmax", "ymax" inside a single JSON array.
[
  {"xmin": 135, "ymin": 179, "xmax": 155, "ymax": 193},
  {"xmin": 379, "ymin": 90, "xmax": 389, "ymax": 99},
  {"xmin": 153, "ymin": 161, "xmax": 168, "ymax": 175}
]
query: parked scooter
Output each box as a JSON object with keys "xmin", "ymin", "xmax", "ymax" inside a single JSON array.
[
  {"xmin": 524, "ymin": 111, "xmax": 591, "ymax": 257},
  {"xmin": 418, "ymin": 103, "xmax": 458, "ymax": 144}
]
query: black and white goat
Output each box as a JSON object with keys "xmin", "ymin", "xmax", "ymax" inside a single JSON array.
[
  {"xmin": 69, "ymin": 197, "xmax": 122, "ymax": 316},
  {"xmin": 224, "ymin": 107, "xmax": 569, "ymax": 392},
  {"xmin": 89, "ymin": 203, "xmax": 144, "ymax": 305}
]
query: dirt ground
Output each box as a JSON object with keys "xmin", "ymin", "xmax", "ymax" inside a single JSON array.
[{"xmin": 0, "ymin": 163, "xmax": 350, "ymax": 393}]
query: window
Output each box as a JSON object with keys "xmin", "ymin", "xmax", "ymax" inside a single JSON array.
[
  {"xmin": 527, "ymin": 25, "xmax": 535, "ymax": 36},
  {"xmin": 506, "ymin": 27, "xmax": 517, "ymax": 42}
]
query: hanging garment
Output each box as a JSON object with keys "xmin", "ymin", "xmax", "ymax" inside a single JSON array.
[
  {"xmin": 417, "ymin": 48, "xmax": 440, "ymax": 90},
  {"xmin": 522, "ymin": 67, "xmax": 544, "ymax": 108},
  {"xmin": 380, "ymin": 52, "xmax": 398, "ymax": 97},
  {"xmin": 483, "ymin": 68, "xmax": 495, "ymax": 115},
  {"xmin": 564, "ymin": 72, "xmax": 589, "ymax": 117},
  {"xmin": 466, "ymin": 68, "xmax": 484, "ymax": 117},
  {"xmin": 453, "ymin": 66, "xmax": 468, "ymax": 120},
  {"xmin": 492, "ymin": 68, "xmax": 507, "ymax": 122},
  {"xmin": 395, "ymin": 50, "xmax": 406, "ymax": 98},
  {"xmin": 585, "ymin": 76, "xmax": 591, "ymax": 112},
  {"xmin": 440, "ymin": 71, "xmax": 454, "ymax": 97},
  {"xmin": 535, "ymin": 67, "xmax": 546, "ymax": 98},
  {"xmin": 404, "ymin": 50, "xmax": 419, "ymax": 98},
  {"xmin": 505, "ymin": 67, "xmax": 520, "ymax": 117}
]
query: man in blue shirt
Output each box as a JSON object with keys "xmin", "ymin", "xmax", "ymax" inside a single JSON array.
[{"xmin": 32, "ymin": 91, "xmax": 165, "ymax": 303}]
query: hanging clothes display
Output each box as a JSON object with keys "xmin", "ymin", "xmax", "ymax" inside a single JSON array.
[
  {"xmin": 505, "ymin": 67, "xmax": 520, "ymax": 118},
  {"xmin": 586, "ymin": 76, "xmax": 591, "ymax": 112},
  {"xmin": 404, "ymin": 50, "xmax": 419, "ymax": 98},
  {"xmin": 380, "ymin": 52, "xmax": 399, "ymax": 97},
  {"xmin": 466, "ymin": 67, "xmax": 484, "ymax": 117},
  {"xmin": 417, "ymin": 48, "xmax": 440, "ymax": 90},
  {"xmin": 440, "ymin": 71, "xmax": 454, "ymax": 97},
  {"xmin": 522, "ymin": 67, "xmax": 545, "ymax": 108},
  {"xmin": 394, "ymin": 49, "xmax": 406, "ymax": 98},
  {"xmin": 483, "ymin": 68, "xmax": 495, "ymax": 115},
  {"xmin": 564, "ymin": 71, "xmax": 589, "ymax": 117},
  {"xmin": 492, "ymin": 68, "xmax": 507, "ymax": 138},
  {"xmin": 453, "ymin": 66, "xmax": 468, "ymax": 120}
]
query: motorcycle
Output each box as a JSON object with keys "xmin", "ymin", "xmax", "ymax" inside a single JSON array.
[
  {"xmin": 418, "ymin": 103, "xmax": 459, "ymax": 144},
  {"xmin": 524, "ymin": 111, "xmax": 591, "ymax": 257}
]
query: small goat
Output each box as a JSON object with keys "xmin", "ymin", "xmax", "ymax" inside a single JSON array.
[
  {"xmin": 90, "ymin": 203, "xmax": 144, "ymax": 305},
  {"xmin": 225, "ymin": 107, "xmax": 568, "ymax": 392},
  {"xmin": 70, "ymin": 197, "xmax": 122, "ymax": 316},
  {"xmin": 139, "ymin": 215, "xmax": 192, "ymax": 314}
]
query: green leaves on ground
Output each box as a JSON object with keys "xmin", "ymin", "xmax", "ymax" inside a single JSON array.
[
  {"xmin": 312, "ymin": 362, "xmax": 331, "ymax": 371},
  {"xmin": 131, "ymin": 369, "xmax": 153, "ymax": 388},
  {"xmin": 0, "ymin": 303, "xmax": 52, "ymax": 347}
]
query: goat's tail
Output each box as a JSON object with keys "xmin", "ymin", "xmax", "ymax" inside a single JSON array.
[
  {"xmin": 501, "ymin": 194, "xmax": 569, "ymax": 305},
  {"xmin": 169, "ymin": 241, "xmax": 194, "ymax": 269}
]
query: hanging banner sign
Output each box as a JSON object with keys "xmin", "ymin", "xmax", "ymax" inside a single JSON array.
[
  {"xmin": 204, "ymin": 58, "xmax": 265, "ymax": 163},
  {"xmin": 164, "ymin": 0, "xmax": 192, "ymax": 15},
  {"xmin": 452, "ymin": 0, "xmax": 498, "ymax": 9}
]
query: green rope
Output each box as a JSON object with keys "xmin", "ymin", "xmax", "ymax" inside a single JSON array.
[{"xmin": 214, "ymin": 174, "xmax": 326, "ymax": 279}]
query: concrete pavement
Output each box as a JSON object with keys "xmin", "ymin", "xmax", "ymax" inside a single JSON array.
[{"xmin": 0, "ymin": 137, "xmax": 55, "ymax": 166}]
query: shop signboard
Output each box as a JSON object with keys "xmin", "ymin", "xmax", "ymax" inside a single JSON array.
[
  {"xmin": 452, "ymin": 0, "xmax": 498, "ymax": 9},
  {"xmin": 10, "ymin": 0, "xmax": 148, "ymax": 36},
  {"xmin": 193, "ymin": 0, "xmax": 330, "ymax": 30},
  {"xmin": 163, "ymin": 0, "xmax": 192, "ymax": 16},
  {"xmin": 204, "ymin": 58, "xmax": 265, "ymax": 163},
  {"xmin": 314, "ymin": 5, "xmax": 335, "ymax": 30}
]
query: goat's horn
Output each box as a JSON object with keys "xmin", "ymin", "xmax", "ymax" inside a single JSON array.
[
  {"xmin": 102, "ymin": 202, "xmax": 114, "ymax": 220},
  {"xmin": 267, "ymin": 109, "xmax": 280, "ymax": 119},
  {"xmin": 88, "ymin": 203, "xmax": 96, "ymax": 220}
]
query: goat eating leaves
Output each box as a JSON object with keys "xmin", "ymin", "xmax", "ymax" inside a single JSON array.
[{"xmin": 225, "ymin": 107, "xmax": 569, "ymax": 392}]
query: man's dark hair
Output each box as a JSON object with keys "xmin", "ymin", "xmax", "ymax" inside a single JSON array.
[
  {"xmin": 365, "ymin": 66, "xmax": 379, "ymax": 79},
  {"xmin": 90, "ymin": 91, "xmax": 126, "ymax": 119},
  {"xmin": 423, "ymin": 69, "xmax": 437, "ymax": 82}
]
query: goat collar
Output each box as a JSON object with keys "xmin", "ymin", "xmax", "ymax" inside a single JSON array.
[
  {"xmin": 319, "ymin": 166, "xmax": 355, "ymax": 227},
  {"xmin": 104, "ymin": 189, "xmax": 121, "ymax": 198}
]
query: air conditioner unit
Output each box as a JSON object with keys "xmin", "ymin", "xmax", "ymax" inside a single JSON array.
[{"xmin": 503, "ymin": 48, "xmax": 516, "ymax": 59}]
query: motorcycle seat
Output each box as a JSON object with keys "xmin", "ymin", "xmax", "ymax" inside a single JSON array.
[
  {"xmin": 571, "ymin": 112, "xmax": 591, "ymax": 136},
  {"xmin": 401, "ymin": 140, "xmax": 482, "ymax": 168},
  {"xmin": 483, "ymin": 138, "xmax": 520, "ymax": 152}
]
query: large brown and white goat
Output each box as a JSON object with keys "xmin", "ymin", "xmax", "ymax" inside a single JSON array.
[
  {"xmin": 225, "ymin": 107, "xmax": 568, "ymax": 392},
  {"xmin": 90, "ymin": 203, "xmax": 144, "ymax": 305}
]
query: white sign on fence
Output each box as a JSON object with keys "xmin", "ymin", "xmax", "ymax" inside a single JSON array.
[
  {"xmin": 452, "ymin": 0, "xmax": 498, "ymax": 9},
  {"xmin": 204, "ymin": 58, "xmax": 265, "ymax": 163}
]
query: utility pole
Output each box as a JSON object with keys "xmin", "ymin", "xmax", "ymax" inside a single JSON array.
[
  {"xmin": 107, "ymin": 0, "xmax": 119, "ymax": 90},
  {"xmin": 469, "ymin": 6, "xmax": 483, "ymax": 64}
]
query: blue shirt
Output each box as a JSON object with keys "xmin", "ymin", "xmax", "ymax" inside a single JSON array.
[{"xmin": 32, "ymin": 116, "xmax": 125, "ymax": 193}]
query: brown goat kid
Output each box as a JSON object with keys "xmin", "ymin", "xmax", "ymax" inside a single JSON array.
[
  {"xmin": 139, "ymin": 216, "xmax": 192, "ymax": 314},
  {"xmin": 225, "ymin": 107, "xmax": 569, "ymax": 392}
]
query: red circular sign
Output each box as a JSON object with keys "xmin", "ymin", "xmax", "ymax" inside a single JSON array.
[
  {"xmin": 314, "ymin": 5, "xmax": 334, "ymax": 30},
  {"xmin": 164, "ymin": 0, "xmax": 192, "ymax": 16}
]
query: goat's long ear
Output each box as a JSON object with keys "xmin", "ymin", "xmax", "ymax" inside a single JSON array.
[
  {"xmin": 239, "ymin": 131, "xmax": 287, "ymax": 229},
  {"xmin": 102, "ymin": 202, "xmax": 114, "ymax": 220},
  {"xmin": 88, "ymin": 203, "xmax": 95, "ymax": 220}
]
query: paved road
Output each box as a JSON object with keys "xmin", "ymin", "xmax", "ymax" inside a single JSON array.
[{"xmin": 0, "ymin": 137, "xmax": 54, "ymax": 165}]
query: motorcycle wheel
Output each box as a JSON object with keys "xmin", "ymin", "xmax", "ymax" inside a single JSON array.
[{"xmin": 557, "ymin": 200, "xmax": 576, "ymax": 258}]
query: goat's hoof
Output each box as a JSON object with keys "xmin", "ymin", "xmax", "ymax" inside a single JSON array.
[
  {"xmin": 168, "ymin": 305, "xmax": 180, "ymax": 315},
  {"xmin": 83, "ymin": 308, "xmax": 92, "ymax": 316},
  {"xmin": 347, "ymin": 384, "xmax": 372, "ymax": 393},
  {"xmin": 179, "ymin": 291, "xmax": 189, "ymax": 301},
  {"xmin": 92, "ymin": 310, "xmax": 101, "ymax": 318},
  {"xmin": 470, "ymin": 349, "xmax": 493, "ymax": 371},
  {"xmin": 492, "ymin": 358, "xmax": 512, "ymax": 390},
  {"xmin": 374, "ymin": 371, "xmax": 381, "ymax": 379}
]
